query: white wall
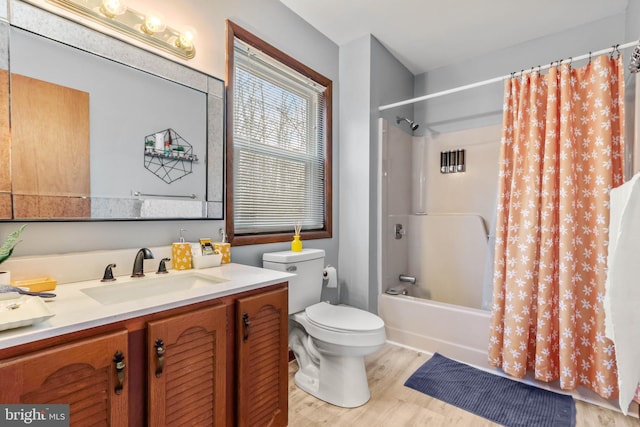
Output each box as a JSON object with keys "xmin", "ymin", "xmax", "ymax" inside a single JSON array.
[
  {"xmin": 380, "ymin": 123, "xmax": 498, "ymax": 310},
  {"xmin": 424, "ymin": 125, "xmax": 501, "ymax": 226},
  {"xmin": 0, "ymin": 0, "xmax": 339, "ymax": 272},
  {"xmin": 378, "ymin": 119, "xmax": 411, "ymax": 293}
]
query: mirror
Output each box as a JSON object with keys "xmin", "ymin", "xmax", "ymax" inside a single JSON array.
[
  {"xmin": 0, "ymin": 20, "xmax": 9, "ymax": 220},
  {"xmin": 1, "ymin": 1, "xmax": 224, "ymax": 221}
]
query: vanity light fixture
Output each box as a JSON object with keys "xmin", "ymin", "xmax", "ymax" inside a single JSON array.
[
  {"xmin": 99, "ymin": 0, "xmax": 126, "ymax": 18},
  {"xmin": 141, "ymin": 12, "xmax": 166, "ymax": 35},
  {"xmin": 47, "ymin": 0, "xmax": 196, "ymax": 59}
]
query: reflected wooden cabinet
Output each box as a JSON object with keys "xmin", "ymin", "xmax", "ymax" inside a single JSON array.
[
  {"xmin": 236, "ymin": 287, "xmax": 288, "ymax": 427},
  {"xmin": 11, "ymin": 74, "xmax": 90, "ymax": 218},
  {"xmin": 0, "ymin": 330, "xmax": 129, "ymax": 425},
  {"xmin": 0, "ymin": 69, "xmax": 11, "ymax": 219}
]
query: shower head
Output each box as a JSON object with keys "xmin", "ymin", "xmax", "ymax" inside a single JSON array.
[{"xmin": 396, "ymin": 116, "xmax": 419, "ymax": 131}]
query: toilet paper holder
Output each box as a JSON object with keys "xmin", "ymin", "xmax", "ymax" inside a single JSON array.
[{"xmin": 322, "ymin": 265, "xmax": 338, "ymax": 289}]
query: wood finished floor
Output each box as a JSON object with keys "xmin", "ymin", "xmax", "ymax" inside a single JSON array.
[{"xmin": 288, "ymin": 344, "xmax": 640, "ymax": 426}]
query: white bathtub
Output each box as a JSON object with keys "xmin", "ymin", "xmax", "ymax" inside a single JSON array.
[
  {"xmin": 379, "ymin": 291, "xmax": 633, "ymax": 414},
  {"xmin": 378, "ymin": 292, "xmax": 490, "ymax": 368}
]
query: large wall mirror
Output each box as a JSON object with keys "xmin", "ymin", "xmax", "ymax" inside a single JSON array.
[{"xmin": 0, "ymin": 1, "xmax": 224, "ymax": 221}]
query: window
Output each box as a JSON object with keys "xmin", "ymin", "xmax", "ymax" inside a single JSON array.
[{"xmin": 225, "ymin": 21, "xmax": 332, "ymax": 246}]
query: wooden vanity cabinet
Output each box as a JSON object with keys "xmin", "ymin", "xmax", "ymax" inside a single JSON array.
[
  {"xmin": 236, "ymin": 287, "xmax": 288, "ymax": 427},
  {"xmin": 0, "ymin": 283, "xmax": 288, "ymax": 427},
  {"xmin": 147, "ymin": 303, "xmax": 227, "ymax": 427},
  {"xmin": 0, "ymin": 329, "xmax": 129, "ymax": 426}
]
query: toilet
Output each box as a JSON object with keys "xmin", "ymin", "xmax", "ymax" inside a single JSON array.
[{"xmin": 262, "ymin": 248, "xmax": 386, "ymax": 408}]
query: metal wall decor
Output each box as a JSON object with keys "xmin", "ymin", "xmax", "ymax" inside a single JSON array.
[{"xmin": 144, "ymin": 128, "xmax": 198, "ymax": 184}]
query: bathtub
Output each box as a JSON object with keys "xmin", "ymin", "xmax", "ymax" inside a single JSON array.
[
  {"xmin": 379, "ymin": 290, "xmax": 634, "ymax": 414},
  {"xmin": 378, "ymin": 291, "xmax": 490, "ymax": 368}
]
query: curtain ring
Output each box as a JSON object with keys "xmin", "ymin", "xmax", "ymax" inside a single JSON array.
[
  {"xmin": 588, "ymin": 51, "xmax": 592, "ymax": 63},
  {"xmin": 611, "ymin": 44, "xmax": 620, "ymax": 59}
]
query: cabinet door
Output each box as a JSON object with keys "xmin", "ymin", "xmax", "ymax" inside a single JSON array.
[
  {"xmin": 236, "ymin": 287, "xmax": 288, "ymax": 427},
  {"xmin": 147, "ymin": 303, "xmax": 227, "ymax": 427},
  {"xmin": 0, "ymin": 330, "xmax": 129, "ymax": 426}
]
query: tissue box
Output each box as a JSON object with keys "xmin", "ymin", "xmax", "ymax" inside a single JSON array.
[
  {"xmin": 171, "ymin": 242, "xmax": 192, "ymax": 270},
  {"xmin": 214, "ymin": 242, "xmax": 231, "ymax": 264}
]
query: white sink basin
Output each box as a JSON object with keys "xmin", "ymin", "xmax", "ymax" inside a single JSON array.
[{"xmin": 80, "ymin": 272, "xmax": 227, "ymax": 305}]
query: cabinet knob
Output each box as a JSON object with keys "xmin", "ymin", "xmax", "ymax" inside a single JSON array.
[
  {"xmin": 154, "ymin": 338, "xmax": 165, "ymax": 377},
  {"xmin": 112, "ymin": 351, "xmax": 126, "ymax": 395},
  {"xmin": 242, "ymin": 312, "xmax": 250, "ymax": 342}
]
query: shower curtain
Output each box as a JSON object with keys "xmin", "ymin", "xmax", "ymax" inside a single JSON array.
[{"xmin": 488, "ymin": 54, "xmax": 625, "ymax": 399}]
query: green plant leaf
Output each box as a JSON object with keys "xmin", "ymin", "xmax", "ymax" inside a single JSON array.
[{"xmin": 0, "ymin": 225, "xmax": 27, "ymax": 265}]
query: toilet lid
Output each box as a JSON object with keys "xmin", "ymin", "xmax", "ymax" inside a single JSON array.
[{"xmin": 305, "ymin": 303, "xmax": 385, "ymax": 332}]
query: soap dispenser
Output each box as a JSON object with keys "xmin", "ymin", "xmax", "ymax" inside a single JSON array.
[{"xmin": 171, "ymin": 229, "xmax": 192, "ymax": 270}]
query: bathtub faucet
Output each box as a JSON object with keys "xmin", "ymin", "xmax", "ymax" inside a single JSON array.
[{"xmin": 399, "ymin": 274, "xmax": 416, "ymax": 285}]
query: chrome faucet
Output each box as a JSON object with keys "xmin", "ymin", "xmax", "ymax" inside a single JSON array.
[
  {"xmin": 399, "ymin": 274, "xmax": 416, "ymax": 285},
  {"xmin": 132, "ymin": 248, "xmax": 154, "ymax": 277}
]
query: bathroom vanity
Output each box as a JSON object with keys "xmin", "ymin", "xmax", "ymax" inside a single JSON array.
[{"xmin": 0, "ymin": 264, "xmax": 291, "ymax": 427}]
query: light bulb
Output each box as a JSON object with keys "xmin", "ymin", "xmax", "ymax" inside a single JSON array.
[
  {"xmin": 100, "ymin": 0, "xmax": 127, "ymax": 18},
  {"xmin": 177, "ymin": 26, "xmax": 197, "ymax": 51},
  {"xmin": 141, "ymin": 13, "xmax": 166, "ymax": 34}
]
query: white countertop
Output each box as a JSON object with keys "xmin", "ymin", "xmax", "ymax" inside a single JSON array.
[{"xmin": 0, "ymin": 263, "xmax": 293, "ymax": 350}]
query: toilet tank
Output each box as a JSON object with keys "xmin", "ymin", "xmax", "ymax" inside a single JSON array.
[{"xmin": 263, "ymin": 249, "xmax": 325, "ymax": 314}]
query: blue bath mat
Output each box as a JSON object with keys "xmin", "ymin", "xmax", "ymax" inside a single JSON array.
[{"xmin": 405, "ymin": 353, "xmax": 576, "ymax": 427}]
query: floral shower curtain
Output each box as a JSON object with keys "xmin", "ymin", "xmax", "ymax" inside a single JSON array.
[{"xmin": 488, "ymin": 54, "xmax": 625, "ymax": 398}]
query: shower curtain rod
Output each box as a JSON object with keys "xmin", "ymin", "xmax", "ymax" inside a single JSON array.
[{"xmin": 378, "ymin": 40, "xmax": 640, "ymax": 111}]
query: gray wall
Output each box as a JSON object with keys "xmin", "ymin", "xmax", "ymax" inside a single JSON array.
[
  {"xmin": 338, "ymin": 35, "xmax": 371, "ymax": 310},
  {"xmin": 625, "ymin": 1, "xmax": 640, "ymax": 179},
  {"xmin": 1, "ymin": 0, "xmax": 339, "ymax": 272},
  {"xmin": 338, "ymin": 34, "xmax": 414, "ymax": 312},
  {"xmin": 414, "ymin": 13, "xmax": 630, "ymax": 135}
]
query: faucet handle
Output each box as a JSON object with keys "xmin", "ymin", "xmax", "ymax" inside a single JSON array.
[
  {"xmin": 101, "ymin": 263, "xmax": 117, "ymax": 282},
  {"xmin": 157, "ymin": 258, "xmax": 170, "ymax": 274}
]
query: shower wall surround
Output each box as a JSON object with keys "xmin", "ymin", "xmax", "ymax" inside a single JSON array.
[{"xmin": 380, "ymin": 120, "xmax": 500, "ymax": 309}]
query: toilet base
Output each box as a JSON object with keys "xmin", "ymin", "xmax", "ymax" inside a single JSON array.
[{"xmin": 294, "ymin": 354, "xmax": 371, "ymax": 408}]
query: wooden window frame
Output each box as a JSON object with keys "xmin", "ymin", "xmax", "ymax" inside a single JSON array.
[{"xmin": 225, "ymin": 20, "xmax": 332, "ymax": 246}]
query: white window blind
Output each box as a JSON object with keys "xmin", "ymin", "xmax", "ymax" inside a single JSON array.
[{"xmin": 232, "ymin": 39, "xmax": 326, "ymax": 235}]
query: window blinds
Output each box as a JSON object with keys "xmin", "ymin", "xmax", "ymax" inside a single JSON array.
[{"xmin": 233, "ymin": 39, "xmax": 326, "ymax": 234}]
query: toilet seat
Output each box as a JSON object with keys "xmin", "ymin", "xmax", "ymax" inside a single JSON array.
[
  {"xmin": 293, "ymin": 302, "xmax": 386, "ymax": 348},
  {"xmin": 305, "ymin": 302, "xmax": 385, "ymax": 333}
]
